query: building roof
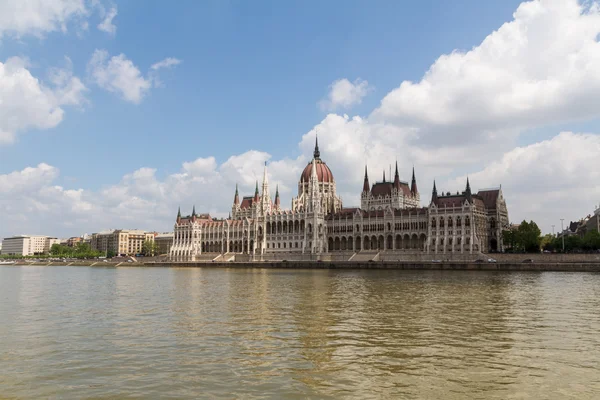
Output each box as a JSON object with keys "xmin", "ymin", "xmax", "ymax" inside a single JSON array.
[
  {"xmin": 300, "ymin": 159, "xmax": 334, "ymax": 183},
  {"xmin": 477, "ymin": 189, "xmax": 500, "ymax": 210},
  {"xmin": 370, "ymin": 181, "xmax": 411, "ymax": 198},
  {"xmin": 240, "ymin": 196, "xmax": 255, "ymax": 209}
]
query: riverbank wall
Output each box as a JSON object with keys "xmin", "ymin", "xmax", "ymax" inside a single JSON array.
[{"xmin": 6, "ymin": 260, "xmax": 600, "ymax": 272}]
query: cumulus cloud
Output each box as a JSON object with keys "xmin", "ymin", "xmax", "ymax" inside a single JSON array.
[
  {"xmin": 372, "ymin": 0, "xmax": 600, "ymax": 145},
  {"xmin": 0, "ymin": 56, "xmax": 87, "ymax": 145},
  {"xmin": 87, "ymin": 49, "xmax": 151, "ymax": 104},
  {"xmin": 448, "ymin": 132, "xmax": 600, "ymax": 233},
  {"xmin": 0, "ymin": 0, "xmax": 87, "ymax": 39},
  {"xmin": 319, "ymin": 78, "xmax": 371, "ymax": 111},
  {"xmin": 97, "ymin": 6, "xmax": 117, "ymax": 35},
  {"xmin": 87, "ymin": 50, "xmax": 181, "ymax": 103}
]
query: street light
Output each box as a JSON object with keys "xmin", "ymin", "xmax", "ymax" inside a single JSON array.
[{"xmin": 560, "ymin": 219, "xmax": 565, "ymax": 252}]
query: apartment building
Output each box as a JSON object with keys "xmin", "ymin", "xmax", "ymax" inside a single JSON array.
[
  {"xmin": 90, "ymin": 229, "xmax": 155, "ymax": 256},
  {"xmin": 0, "ymin": 235, "xmax": 60, "ymax": 256}
]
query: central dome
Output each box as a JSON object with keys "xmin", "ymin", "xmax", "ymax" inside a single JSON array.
[
  {"xmin": 301, "ymin": 159, "xmax": 334, "ymax": 183},
  {"xmin": 300, "ymin": 136, "xmax": 334, "ymax": 183}
]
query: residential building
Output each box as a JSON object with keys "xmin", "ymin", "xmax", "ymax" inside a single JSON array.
[
  {"xmin": 90, "ymin": 229, "xmax": 155, "ymax": 256},
  {"xmin": 170, "ymin": 138, "xmax": 509, "ymax": 261},
  {"xmin": 0, "ymin": 235, "xmax": 60, "ymax": 256}
]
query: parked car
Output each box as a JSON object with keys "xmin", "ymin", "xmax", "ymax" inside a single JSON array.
[{"xmin": 487, "ymin": 258, "xmax": 497, "ymax": 263}]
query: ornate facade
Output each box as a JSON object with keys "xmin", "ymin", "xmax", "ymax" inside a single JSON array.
[{"xmin": 169, "ymin": 139, "xmax": 509, "ymax": 261}]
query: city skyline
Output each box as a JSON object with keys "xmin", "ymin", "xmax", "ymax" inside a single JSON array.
[{"xmin": 2, "ymin": 0, "xmax": 600, "ymax": 239}]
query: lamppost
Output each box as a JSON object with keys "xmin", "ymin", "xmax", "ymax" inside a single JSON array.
[{"xmin": 560, "ymin": 219, "xmax": 565, "ymax": 252}]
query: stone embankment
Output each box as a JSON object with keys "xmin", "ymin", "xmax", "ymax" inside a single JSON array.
[{"xmin": 8, "ymin": 259, "xmax": 600, "ymax": 272}]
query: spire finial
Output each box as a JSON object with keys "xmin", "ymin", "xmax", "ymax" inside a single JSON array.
[
  {"xmin": 313, "ymin": 134, "xmax": 320, "ymax": 159},
  {"xmin": 383, "ymin": 170, "xmax": 386, "ymax": 182},
  {"xmin": 255, "ymin": 180, "xmax": 259, "ymax": 194},
  {"xmin": 177, "ymin": 206, "xmax": 181, "ymax": 219},
  {"xmin": 192, "ymin": 205, "xmax": 196, "ymax": 217}
]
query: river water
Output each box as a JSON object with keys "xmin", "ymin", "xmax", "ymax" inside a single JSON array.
[{"xmin": 1, "ymin": 266, "xmax": 599, "ymax": 399}]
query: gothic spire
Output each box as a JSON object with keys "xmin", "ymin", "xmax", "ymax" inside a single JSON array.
[
  {"xmin": 177, "ymin": 206, "xmax": 181, "ymax": 220},
  {"xmin": 233, "ymin": 183, "xmax": 239, "ymax": 205},
  {"xmin": 275, "ymin": 184, "xmax": 280, "ymax": 207},
  {"xmin": 383, "ymin": 170, "xmax": 386, "ymax": 183},
  {"xmin": 393, "ymin": 161, "xmax": 400, "ymax": 188},
  {"xmin": 465, "ymin": 176, "xmax": 472, "ymax": 202},
  {"xmin": 363, "ymin": 165, "xmax": 370, "ymax": 193},
  {"xmin": 411, "ymin": 166, "xmax": 418, "ymax": 194},
  {"xmin": 431, "ymin": 180, "xmax": 438, "ymax": 203},
  {"xmin": 313, "ymin": 134, "xmax": 320, "ymax": 159},
  {"xmin": 192, "ymin": 205, "xmax": 196, "ymax": 217}
]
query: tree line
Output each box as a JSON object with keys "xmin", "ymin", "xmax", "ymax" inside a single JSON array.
[{"xmin": 502, "ymin": 220, "xmax": 600, "ymax": 253}]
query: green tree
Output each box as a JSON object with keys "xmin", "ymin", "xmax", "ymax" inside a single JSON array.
[
  {"xmin": 517, "ymin": 220, "xmax": 542, "ymax": 253},
  {"xmin": 142, "ymin": 240, "xmax": 156, "ymax": 256},
  {"xmin": 564, "ymin": 235, "xmax": 583, "ymax": 252},
  {"xmin": 582, "ymin": 230, "xmax": 600, "ymax": 251},
  {"xmin": 502, "ymin": 229, "xmax": 516, "ymax": 252}
]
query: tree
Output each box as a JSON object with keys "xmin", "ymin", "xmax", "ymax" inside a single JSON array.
[
  {"xmin": 517, "ymin": 220, "xmax": 542, "ymax": 253},
  {"xmin": 582, "ymin": 230, "xmax": 600, "ymax": 251},
  {"xmin": 142, "ymin": 240, "xmax": 157, "ymax": 256},
  {"xmin": 502, "ymin": 220, "xmax": 542, "ymax": 253},
  {"xmin": 541, "ymin": 234, "xmax": 555, "ymax": 252},
  {"xmin": 502, "ymin": 229, "xmax": 517, "ymax": 252}
]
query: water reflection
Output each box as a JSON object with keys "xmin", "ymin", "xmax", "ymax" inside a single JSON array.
[{"xmin": 0, "ymin": 267, "xmax": 599, "ymax": 399}]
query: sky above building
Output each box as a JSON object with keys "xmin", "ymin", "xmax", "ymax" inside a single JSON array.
[{"xmin": 1, "ymin": 0, "xmax": 600, "ymax": 239}]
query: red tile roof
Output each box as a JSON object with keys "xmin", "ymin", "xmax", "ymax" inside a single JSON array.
[{"xmin": 477, "ymin": 189, "xmax": 500, "ymax": 210}]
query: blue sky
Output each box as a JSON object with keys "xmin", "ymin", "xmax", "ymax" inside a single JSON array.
[{"xmin": 1, "ymin": 0, "xmax": 600, "ymax": 238}]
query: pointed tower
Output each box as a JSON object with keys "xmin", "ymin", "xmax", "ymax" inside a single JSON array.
[
  {"xmin": 254, "ymin": 180, "xmax": 260, "ymax": 203},
  {"xmin": 177, "ymin": 206, "xmax": 181, "ymax": 223},
  {"xmin": 274, "ymin": 184, "xmax": 280, "ymax": 209},
  {"xmin": 192, "ymin": 205, "xmax": 197, "ymax": 222},
  {"xmin": 431, "ymin": 180, "xmax": 438, "ymax": 203},
  {"xmin": 233, "ymin": 184, "xmax": 239, "ymax": 206},
  {"xmin": 261, "ymin": 161, "xmax": 271, "ymax": 214},
  {"xmin": 362, "ymin": 165, "xmax": 370, "ymax": 193},
  {"xmin": 383, "ymin": 170, "xmax": 386, "ymax": 183},
  {"xmin": 411, "ymin": 166, "xmax": 418, "ymax": 194},
  {"xmin": 313, "ymin": 134, "xmax": 320, "ymax": 160},
  {"xmin": 393, "ymin": 161, "xmax": 400, "ymax": 189},
  {"xmin": 465, "ymin": 177, "xmax": 472, "ymax": 202}
]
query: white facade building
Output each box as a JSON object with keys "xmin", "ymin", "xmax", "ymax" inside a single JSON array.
[
  {"xmin": 169, "ymin": 138, "xmax": 509, "ymax": 261},
  {"xmin": 0, "ymin": 235, "xmax": 60, "ymax": 256}
]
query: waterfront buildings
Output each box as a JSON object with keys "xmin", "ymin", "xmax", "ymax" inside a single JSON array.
[
  {"xmin": 170, "ymin": 139, "xmax": 509, "ymax": 261},
  {"xmin": 90, "ymin": 229, "xmax": 155, "ymax": 256},
  {"xmin": 0, "ymin": 235, "xmax": 60, "ymax": 256}
]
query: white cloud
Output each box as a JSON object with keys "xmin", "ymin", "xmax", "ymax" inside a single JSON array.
[
  {"xmin": 87, "ymin": 49, "xmax": 151, "ymax": 104},
  {"xmin": 97, "ymin": 6, "xmax": 117, "ymax": 35},
  {"xmin": 151, "ymin": 58, "xmax": 182, "ymax": 70},
  {"xmin": 319, "ymin": 78, "xmax": 371, "ymax": 111},
  {"xmin": 87, "ymin": 50, "xmax": 181, "ymax": 103},
  {"xmin": 449, "ymin": 132, "xmax": 600, "ymax": 233},
  {"xmin": 0, "ymin": 56, "xmax": 87, "ymax": 145},
  {"xmin": 0, "ymin": 0, "xmax": 87, "ymax": 39},
  {"xmin": 372, "ymin": 0, "xmax": 600, "ymax": 144}
]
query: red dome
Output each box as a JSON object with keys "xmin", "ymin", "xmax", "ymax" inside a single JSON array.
[{"xmin": 301, "ymin": 159, "xmax": 334, "ymax": 183}]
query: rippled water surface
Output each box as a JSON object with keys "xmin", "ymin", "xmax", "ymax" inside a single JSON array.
[{"xmin": 1, "ymin": 266, "xmax": 600, "ymax": 399}]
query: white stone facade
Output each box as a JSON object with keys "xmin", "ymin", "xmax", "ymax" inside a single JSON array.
[{"xmin": 170, "ymin": 139, "xmax": 509, "ymax": 261}]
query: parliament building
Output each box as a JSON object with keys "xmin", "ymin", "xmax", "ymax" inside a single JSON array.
[{"xmin": 170, "ymin": 139, "xmax": 509, "ymax": 261}]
